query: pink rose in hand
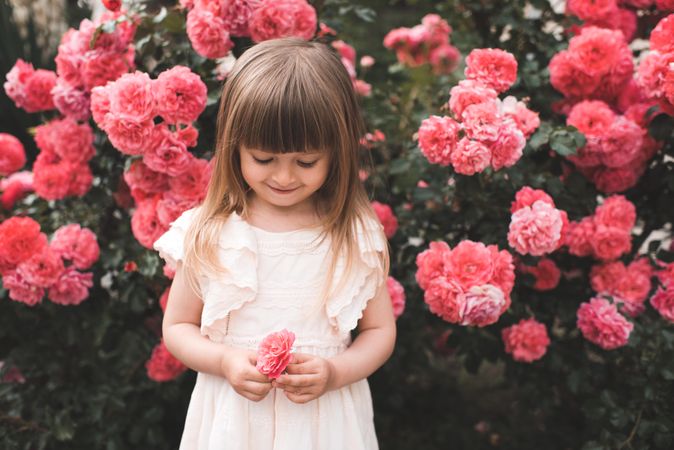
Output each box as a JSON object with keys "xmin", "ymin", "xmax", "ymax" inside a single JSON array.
[{"xmin": 256, "ymin": 329, "xmax": 295, "ymax": 379}]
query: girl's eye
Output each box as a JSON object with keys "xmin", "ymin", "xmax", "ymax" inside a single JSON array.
[
  {"xmin": 297, "ymin": 161, "xmax": 317, "ymax": 168},
  {"xmin": 253, "ymin": 157, "xmax": 273, "ymax": 164}
]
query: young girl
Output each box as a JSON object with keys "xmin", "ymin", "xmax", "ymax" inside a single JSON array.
[{"xmin": 154, "ymin": 37, "xmax": 396, "ymax": 450}]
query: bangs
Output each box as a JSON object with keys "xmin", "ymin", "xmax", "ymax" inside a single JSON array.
[{"xmin": 227, "ymin": 47, "xmax": 349, "ymax": 155}]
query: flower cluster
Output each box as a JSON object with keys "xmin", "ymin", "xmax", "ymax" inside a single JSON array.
[
  {"xmin": 549, "ymin": 27, "xmax": 633, "ymax": 103},
  {"xmin": 383, "ymin": 14, "xmax": 460, "ymax": 74},
  {"xmin": 256, "ymin": 329, "xmax": 295, "ymax": 379},
  {"xmin": 332, "ymin": 40, "xmax": 372, "ymax": 96},
  {"xmin": 387, "ymin": 276, "xmax": 406, "ymax": 319},
  {"xmin": 3, "ymin": 59, "xmax": 56, "ymax": 113},
  {"xmin": 502, "ymin": 318, "xmax": 550, "ymax": 362},
  {"xmin": 371, "ymin": 201, "xmax": 398, "ymax": 239},
  {"xmin": 508, "ymin": 187, "xmax": 568, "ymax": 256},
  {"xmin": 0, "ymin": 217, "xmax": 98, "ymax": 306},
  {"xmin": 566, "ymin": 0, "xmax": 638, "ymax": 41},
  {"xmin": 576, "ymin": 297, "xmax": 633, "ymax": 350},
  {"xmin": 146, "ymin": 340, "xmax": 188, "ymax": 382},
  {"xmin": 418, "ymin": 49, "xmax": 538, "ymax": 175},
  {"xmin": 590, "ymin": 258, "xmax": 653, "ymax": 316},
  {"xmin": 416, "ymin": 240, "xmax": 515, "ymax": 327},
  {"xmin": 565, "ymin": 195, "xmax": 635, "ymax": 261},
  {"xmin": 565, "ymin": 99, "xmax": 660, "ymax": 193},
  {"xmin": 182, "ymin": 0, "xmax": 316, "ymax": 58},
  {"xmin": 31, "ymin": 118, "xmax": 96, "ymax": 200},
  {"xmin": 636, "ymin": 14, "xmax": 674, "ymax": 116},
  {"xmin": 0, "ymin": 133, "xmax": 26, "ymax": 176}
]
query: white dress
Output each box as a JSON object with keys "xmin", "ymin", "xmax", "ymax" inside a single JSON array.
[{"xmin": 153, "ymin": 208, "xmax": 386, "ymax": 450}]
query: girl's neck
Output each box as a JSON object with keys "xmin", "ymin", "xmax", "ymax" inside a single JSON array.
[{"xmin": 243, "ymin": 193, "xmax": 323, "ymax": 231}]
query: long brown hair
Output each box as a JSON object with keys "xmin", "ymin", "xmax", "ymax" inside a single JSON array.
[{"xmin": 183, "ymin": 37, "xmax": 389, "ymax": 304}]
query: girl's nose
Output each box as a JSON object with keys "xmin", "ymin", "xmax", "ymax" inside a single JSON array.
[{"xmin": 272, "ymin": 167, "xmax": 295, "ymax": 187}]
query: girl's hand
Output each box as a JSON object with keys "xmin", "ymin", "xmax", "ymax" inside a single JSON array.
[
  {"xmin": 273, "ymin": 353, "xmax": 336, "ymax": 404},
  {"xmin": 220, "ymin": 348, "xmax": 273, "ymax": 402}
]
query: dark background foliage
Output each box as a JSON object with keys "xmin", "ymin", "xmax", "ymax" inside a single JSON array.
[{"xmin": 1, "ymin": 0, "xmax": 673, "ymax": 449}]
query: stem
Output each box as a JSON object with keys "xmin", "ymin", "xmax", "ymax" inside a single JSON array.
[{"xmin": 618, "ymin": 408, "xmax": 643, "ymax": 450}]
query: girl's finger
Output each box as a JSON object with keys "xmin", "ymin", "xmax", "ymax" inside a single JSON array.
[{"xmin": 277, "ymin": 373, "xmax": 314, "ymax": 387}]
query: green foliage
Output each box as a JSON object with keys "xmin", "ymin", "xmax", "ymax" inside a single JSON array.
[{"xmin": 1, "ymin": 0, "xmax": 674, "ymax": 449}]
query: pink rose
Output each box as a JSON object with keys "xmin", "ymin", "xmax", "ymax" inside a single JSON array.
[
  {"xmin": 567, "ymin": 0, "xmax": 618, "ymax": 22},
  {"xmin": 2, "ymin": 270, "xmax": 45, "ymax": 306},
  {"xmin": 447, "ymin": 240, "xmax": 494, "ymax": 289},
  {"xmin": 0, "ymin": 217, "xmax": 48, "ymax": 273},
  {"xmin": 522, "ymin": 258, "xmax": 561, "ymax": 291},
  {"xmin": 155, "ymin": 66, "xmax": 207, "ymax": 125},
  {"xmin": 50, "ymin": 224, "xmax": 100, "ymax": 270},
  {"xmin": 146, "ymin": 340, "xmax": 188, "ymax": 382},
  {"xmin": 16, "ymin": 248, "xmax": 64, "ymax": 288},
  {"xmin": 371, "ymin": 201, "xmax": 398, "ymax": 239},
  {"xmin": 451, "ymin": 138, "xmax": 491, "ymax": 175},
  {"xmin": 510, "ymin": 186, "xmax": 555, "ymax": 213},
  {"xmin": 387, "ymin": 276, "xmax": 406, "ymax": 319},
  {"xmin": 459, "ymin": 284, "xmax": 507, "ymax": 327},
  {"xmin": 424, "ymin": 276, "xmax": 464, "ymax": 323},
  {"xmin": 649, "ymin": 13, "xmax": 674, "ymax": 54},
  {"xmin": 448, "ymin": 80, "xmax": 498, "ymax": 120},
  {"xmin": 0, "ymin": 171, "xmax": 34, "ymax": 210},
  {"xmin": 143, "ymin": 125, "xmax": 194, "ymax": 176},
  {"xmin": 186, "ymin": 8, "xmax": 233, "ymax": 59},
  {"xmin": 502, "ymin": 318, "xmax": 550, "ymax": 362},
  {"xmin": 80, "ymin": 51, "xmax": 131, "ymax": 91},
  {"xmin": 21, "ymin": 69, "xmax": 58, "ymax": 113},
  {"xmin": 417, "ymin": 115, "xmax": 460, "ymax": 166},
  {"xmin": 500, "ymin": 96, "xmax": 540, "ymax": 138},
  {"xmin": 489, "ymin": 119, "xmax": 525, "ymax": 170},
  {"xmin": 464, "ymin": 48, "xmax": 518, "ymax": 93},
  {"xmin": 594, "ymin": 195, "xmax": 636, "ymax": 232},
  {"xmin": 47, "ymin": 267, "xmax": 93, "ymax": 305},
  {"xmin": 650, "ymin": 287, "xmax": 674, "ymax": 322},
  {"xmin": 567, "ymin": 100, "xmax": 616, "ymax": 136},
  {"xmin": 415, "ymin": 241, "xmax": 451, "ymax": 290},
  {"xmin": 256, "ymin": 329, "xmax": 296, "ymax": 379},
  {"xmin": 51, "ymin": 79, "xmax": 91, "ymax": 121},
  {"xmin": 462, "ymin": 100, "xmax": 500, "ymax": 142},
  {"xmin": 124, "ymin": 160, "xmax": 170, "ymax": 198},
  {"xmin": 591, "ymin": 224, "xmax": 631, "ymax": 260},
  {"xmin": 108, "ymin": 71, "xmax": 156, "ymax": 122},
  {"xmin": 106, "ymin": 115, "xmax": 155, "ymax": 155},
  {"xmin": 577, "ymin": 297, "xmax": 633, "ymax": 350},
  {"xmin": 489, "ymin": 247, "xmax": 516, "ymax": 298},
  {"xmin": 508, "ymin": 200, "xmax": 564, "ymax": 256},
  {"xmin": 565, "ymin": 218, "xmax": 596, "ymax": 257},
  {"xmin": 249, "ymin": 0, "xmax": 317, "ymax": 43},
  {"xmin": 598, "ymin": 117, "xmax": 644, "ymax": 168},
  {"xmin": 131, "ymin": 197, "xmax": 167, "ymax": 249},
  {"xmin": 167, "ymin": 157, "xmax": 211, "ymax": 202},
  {"xmin": 0, "ymin": 133, "xmax": 26, "ymax": 176}
]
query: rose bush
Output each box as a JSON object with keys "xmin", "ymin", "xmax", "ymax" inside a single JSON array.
[{"xmin": 1, "ymin": 0, "xmax": 673, "ymax": 449}]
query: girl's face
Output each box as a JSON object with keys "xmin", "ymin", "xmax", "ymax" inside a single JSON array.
[{"xmin": 239, "ymin": 146, "xmax": 330, "ymax": 214}]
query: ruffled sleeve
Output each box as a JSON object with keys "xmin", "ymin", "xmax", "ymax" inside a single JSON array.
[
  {"xmin": 153, "ymin": 210, "xmax": 259, "ymax": 343},
  {"xmin": 325, "ymin": 215, "xmax": 387, "ymax": 334},
  {"xmin": 153, "ymin": 207, "xmax": 197, "ymax": 270},
  {"xmin": 199, "ymin": 214, "xmax": 258, "ymax": 342}
]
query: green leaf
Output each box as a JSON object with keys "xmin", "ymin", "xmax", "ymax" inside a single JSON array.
[
  {"xmin": 549, "ymin": 127, "xmax": 584, "ymax": 157},
  {"xmin": 648, "ymin": 113, "xmax": 674, "ymax": 141}
]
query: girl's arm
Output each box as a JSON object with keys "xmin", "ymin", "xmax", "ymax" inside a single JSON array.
[
  {"xmin": 274, "ymin": 282, "xmax": 396, "ymax": 403},
  {"xmin": 162, "ymin": 262, "xmax": 272, "ymax": 402}
]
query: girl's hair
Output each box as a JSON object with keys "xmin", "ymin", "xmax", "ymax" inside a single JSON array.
[{"xmin": 183, "ymin": 37, "xmax": 389, "ymax": 305}]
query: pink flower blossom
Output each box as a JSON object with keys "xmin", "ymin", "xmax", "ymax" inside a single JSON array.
[
  {"xmin": 186, "ymin": 8, "xmax": 233, "ymax": 59},
  {"xmin": 451, "ymin": 138, "xmax": 491, "ymax": 175},
  {"xmin": 591, "ymin": 224, "xmax": 631, "ymax": 261},
  {"xmin": 146, "ymin": 340, "xmax": 187, "ymax": 382},
  {"xmin": 256, "ymin": 329, "xmax": 295, "ymax": 379},
  {"xmin": 0, "ymin": 133, "xmax": 26, "ymax": 176},
  {"xmin": 167, "ymin": 157, "xmax": 211, "ymax": 202},
  {"xmin": 650, "ymin": 287, "xmax": 674, "ymax": 322},
  {"xmin": 387, "ymin": 276, "xmax": 406, "ymax": 319},
  {"xmin": 0, "ymin": 217, "xmax": 48, "ymax": 273},
  {"xmin": 567, "ymin": 0, "xmax": 619, "ymax": 22},
  {"xmin": 51, "ymin": 79, "xmax": 91, "ymax": 121},
  {"xmin": 448, "ymin": 80, "xmax": 499, "ymax": 120},
  {"xmin": 599, "ymin": 117, "xmax": 644, "ymax": 168},
  {"xmin": 462, "ymin": 100, "xmax": 501, "ymax": 141},
  {"xmin": 490, "ymin": 247, "xmax": 516, "ymax": 298},
  {"xmin": 510, "ymin": 187, "xmax": 555, "ymax": 213},
  {"xmin": 47, "ymin": 267, "xmax": 93, "ymax": 305},
  {"xmin": 591, "ymin": 165, "xmax": 642, "ymax": 194},
  {"xmin": 594, "ymin": 195, "xmax": 636, "ymax": 231},
  {"xmin": 415, "ymin": 241, "xmax": 451, "ymax": 290},
  {"xmin": 143, "ymin": 125, "xmax": 194, "ymax": 176},
  {"xmin": 508, "ymin": 200, "xmax": 564, "ymax": 256},
  {"xmin": 3, "ymin": 60, "xmax": 57, "ymax": 113},
  {"xmin": 2, "ymin": 270, "xmax": 44, "ymax": 306},
  {"xmin": 249, "ymin": 0, "xmax": 317, "ymax": 43},
  {"xmin": 446, "ymin": 241, "xmax": 494, "ymax": 289},
  {"xmin": 649, "ymin": 13, "xmax": 674, "ymax": 54},
  {"xmin": 106, "ymin": 115, "xmax": 155, "ymax": 155},
  {"xmin": 131, "ymin": 197, "xmax": 167, "ymax": 249},
  {"xmin": 35, "ymin": 117, "xmax": 95, "ymax": 164},
  {"xmin": 459, "ymin": 284, "xmax": 507, "ymax": 327},
  {"xmin": 16, "ymin": 248, "xmax": 64, "ymax": 288},
  {"xmin": 429, "ymin": 44, "xmax": 460, "ymax": 74},
  {"xmin": 521, "ymin": 258, "xmax": 561, "ymax": 291},
  {"xmin": 489, "ymin": 120, "xmax": 525, "ymax": 170},
  {"xmin": 155, "ymin": 66, "xmax": 207, "ymax": 125},
  {"xmin": 108, "ymin": 71, "xmax": 156, "ymax": 122},
  {"xmin": 565, "ymin": 218, "xmax": 596, "ymax": 257},
  {"xmin": 424, "ymin": 276, "xmax": 464, "ymax": 323},
  {"xmin": 500, "ymin": 96, "xmax": 540, "ymax": 138},
  {"xmin": 577, "ymin": 297, "xmax": 633, "ymax": 350},
  {"xmin": 371, "ymin": 201, "xmax": 398, "ymax": 239},
  {"xmin": 417, "ymin": 116, "xmax": 460, "ymax": 166},
  {"xmin": 567, "ymin": 100, "xmax": 616, "ymax": 136},
  {"xmin": 0, "ymin": 171, "xmax": 33, "ymax": 210},
  {"xmin": 124, "ymin": 160, "xmax": 170, "ymax": 200},
  {"xmin": 502, "ymin": 318, "xmax": 550, "ymax": 362},
  {"xmin": 50, "ymin": 224, "xmax": 100, "ymax": 270},
  {"xmin": 464, "ymin": 48, "xmax": 518, "ymax": 93}
]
